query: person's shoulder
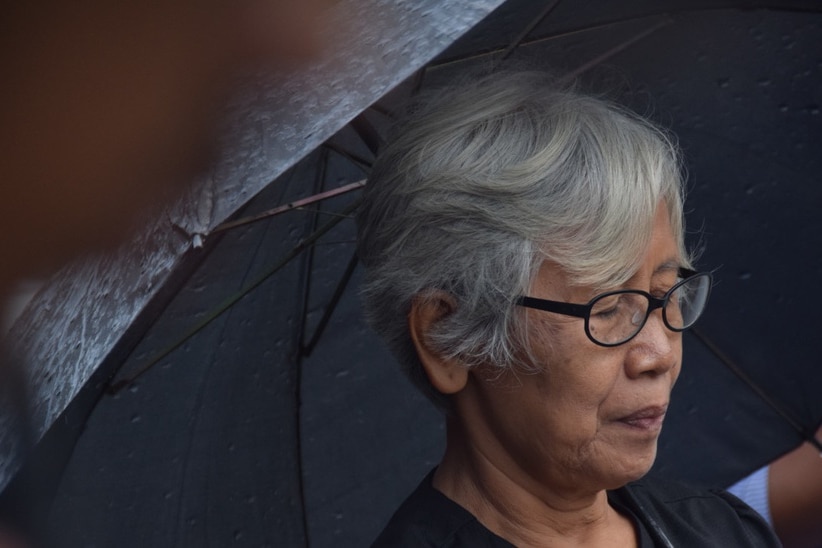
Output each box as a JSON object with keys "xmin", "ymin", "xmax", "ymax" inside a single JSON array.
[
  {"xmin": 371, "ymin": 470, "xmax": 513, "ymax": 548},
  {"xmin": 616, "ymin": 477, "xmax": 782, "ymax": 547}
]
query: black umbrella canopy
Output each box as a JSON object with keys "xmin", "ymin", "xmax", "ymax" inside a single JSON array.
[
  {"xmin": 43, "ymin": 128, "xmax": 439, "ymax": 547},
  {"xmin": 0, "ymin": 0, "xmax": 504, "ymax": 490},
  {"xmin": 5, "ymin": 0, "xmax": 822, "ymax": 546}
]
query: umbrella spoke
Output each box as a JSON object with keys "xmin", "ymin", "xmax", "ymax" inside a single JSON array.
[
  {"xmin": 492, "ymin": 0, "xmax": 563, "ymax": 67},
  {"xmin": 106, "ymin": 200, "xmax": 361, "ymax": 394},
  {"xmin": 691, "ymin": 327, "xmax": 822, "ymax": 453},
  {"xmin": 299, "ymin": 252, "xmax": 359, "ymax": 359},
  {"xmin": 367, "ymin": 103, "xmax": 395, "ymax": 120},
  {"xmin": 350, "ymin": 114, "xmax": 383, "ymax": 156},
  {"xmin": 211, "ymin": 180, "xmax": 365, "ymax": 234},
  {"xmin": 557, "ymin": 17, "xmax": 672, "ymax": 83},
  {"xmin": 324, "ymin": 144, "xmax": 373, "ymax": 174},
  {"xmin": 431, "ymin": 12, "xmax": 671, "ymax": 69},
  {"xmin": 431, "ymin": 3, "xmax": 822, "ymax": 71},
  {"xmin": 295, "ymin": 149, "xmax": 330, "ymax": 367},
  {"xmin": 292, "ymin": 148, "xmax": 332, "ymax": 548}
]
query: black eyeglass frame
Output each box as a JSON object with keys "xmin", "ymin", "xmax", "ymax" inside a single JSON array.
[{"xmin": 515, "ymin": 268, "xmax": 712, "ymax": 347}]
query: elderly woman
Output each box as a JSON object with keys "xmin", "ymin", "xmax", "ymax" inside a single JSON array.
[{"xmin": 356, "ymin": 71, "xmax": 780, "ymax": 547}]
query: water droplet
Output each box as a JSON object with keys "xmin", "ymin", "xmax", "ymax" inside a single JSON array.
[
  {"xmin": 233, "ymin": 530, "xmax": 243, "ymax": 541},
  {"xmin": 717, "ymin": 78, "xmax": 730, "ymax": 88},
  {"xmin": 757, "ymin": 78, "xmax": 771, "ymax": 87},
  {"xmin": 738, "ymin": 271, "xmax": 752, "ymax": 281},
  {"xmin": 778, "ymin": 103, "xmax": 789, "ymax": 113},
  {"xmin": 130, "ymin": 414, "xmax": 141, "ymax": 423}
]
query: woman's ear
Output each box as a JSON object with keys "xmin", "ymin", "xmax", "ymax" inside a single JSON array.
[{"xmin": 408, "ymin": 291, "xmax": 469, "ymax": 395}]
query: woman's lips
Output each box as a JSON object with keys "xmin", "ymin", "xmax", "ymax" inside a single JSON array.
[{"xmin": 617, "ymin": 405, "xmax": 668, "ymax": 431}]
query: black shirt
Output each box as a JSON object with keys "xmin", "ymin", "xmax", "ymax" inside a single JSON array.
[{"xmin": 372, "ymin": 470, "xmax": 781, "ymax": 547}]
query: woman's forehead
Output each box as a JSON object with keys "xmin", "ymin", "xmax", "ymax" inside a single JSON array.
[{"xmin": 534, "ymin": 211, "xmax": 682, "ymax": 295}]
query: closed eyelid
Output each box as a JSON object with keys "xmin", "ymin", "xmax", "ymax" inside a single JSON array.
[
  {"xmin": 638, "ymin": 260, "xmax": 682, "ymax": 293},
  {"xmin": 602, "ymin": 259, "xmax": 681, "ymax": 295}
]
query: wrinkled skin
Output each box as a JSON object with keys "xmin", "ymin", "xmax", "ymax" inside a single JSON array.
[{"xmin": 415, "ymin": 204, "xmax": 685, "ymax": 546}]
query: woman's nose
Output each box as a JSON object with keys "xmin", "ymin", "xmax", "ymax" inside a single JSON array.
[{"xmin": 625, "ymin": 311, "xmax": 679, "ymax": 378}]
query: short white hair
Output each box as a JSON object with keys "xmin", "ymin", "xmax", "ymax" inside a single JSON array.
[{"xmin": 356, "ymin": 70, "xmax": 690, "ymax": 407}]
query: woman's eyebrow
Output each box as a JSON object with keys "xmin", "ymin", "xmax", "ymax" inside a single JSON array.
[{"xmin": 653, "ymin": 259, "xmax": 681, "ymax": 276}]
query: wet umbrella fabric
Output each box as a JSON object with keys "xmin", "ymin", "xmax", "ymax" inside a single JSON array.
[{"xmin": 5, "ymin": 1, "xmax": 822, "ymax": 546}]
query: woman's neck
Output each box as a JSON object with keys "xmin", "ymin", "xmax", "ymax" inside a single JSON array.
[{"xmin": 433, "ymin": 416, "xmax": 637, "ymax": 548}]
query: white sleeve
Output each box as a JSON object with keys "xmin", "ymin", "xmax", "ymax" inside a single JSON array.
[{"xmin": 727, "ymin": 465, "xmax": 772, "ymax": 525}]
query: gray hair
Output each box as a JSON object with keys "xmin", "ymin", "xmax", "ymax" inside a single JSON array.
[{"xmin": 356, "ymin": 70, "xmax": 689, "ymax": 407}]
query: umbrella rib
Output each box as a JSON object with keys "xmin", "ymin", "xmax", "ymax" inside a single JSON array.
[
  {"xmin": 411, "ymin": 66, "xmax": 428, "ymax": 96},
  {"xmin": 349, "ymin": 113, "xmax": 383, "ymax": 156},
  {"xmin": 493, "ymin": 0, "xmax": 563, "ymax": 66},
  {"xmin": 431, "ymin": 12, "xmax": 672, "ymax": 70},
  {"xmin": 431, "ymin": 4, "xmax": 822, "ymax": 69},
  {"xmin": 106, "ymin": 200, "xmax": 361, "ymax": 394},
  {"xmin": 300, "ymin": 209, "xmax": 357, "ymax": 221},
  {"xmin": 558, "ymin": 18, "xmax": 672, "ymax": 84},
  {"xmin": 300, "ymin": 251, "xmax": 359, "ymax": 358},
  {"xmin": 323, "ymin": 144, "xmax": 373, "ymax": 174},
  {"xmin": 690, "ymin": 327, "xmax": 822, "ymax": 453},
  {"xmin": 523, "ymin": 3, "xmax": 822, "ymax": 45},
  {"xmin": 293, "ymin": 148, "xmax": 330, "ymax": 548},
  {"xmin": 211, "ymin": 180, "xmax": 365, "ymax": 234},
  {"xmin": 296, "ymin": 149, "xmax": 330, "ymax": 360},
  {"xmin": 367, "ymin": 103, "xmax": 395, "ymax": 120}
]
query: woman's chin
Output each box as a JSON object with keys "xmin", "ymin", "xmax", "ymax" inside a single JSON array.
[{"xmin": 605, "ymin": 447, "xmax": 658, "ymax": 489}]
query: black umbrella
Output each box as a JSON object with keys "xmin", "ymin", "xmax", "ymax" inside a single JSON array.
[{"xmin": 3, "ymin": 0, "xmax": 822, "ymax": 546}]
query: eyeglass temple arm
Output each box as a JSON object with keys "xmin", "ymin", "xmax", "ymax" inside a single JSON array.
[
  {"xmin": 516, "ymin": 268, "xmax": 702, "ymax": 317},
  {"xmin": 515, "ymin": 296, "xmax": 589, "ymax": 318}
]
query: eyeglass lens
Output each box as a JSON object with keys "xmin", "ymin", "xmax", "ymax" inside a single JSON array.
[{"xmin": 588, "ymin": 273, "xmax": 711, "ymax": 345}]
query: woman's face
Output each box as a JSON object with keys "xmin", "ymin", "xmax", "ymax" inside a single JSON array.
[{"xmin": 460, "ymin": 205, "xmax": 682, "ymax": 498}]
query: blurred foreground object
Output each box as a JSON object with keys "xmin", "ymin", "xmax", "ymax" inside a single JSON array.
[
  {"xmin": 730, "ymin": 425, "xmax": 822, "ymax": 547},
  {"xmin": 0, "ymin": 0, "xmax": 330, "ymax": 294},
  {"xmin": 0, "ymin": 1, "xmax": 331, "ymax": 544},
  {"xmin": 769, "ymin": 426, "xmax": 822, "ymax": 548},
  {"xmin": 0, "ymin": 2, "xmax": 503, "ymax": 545}
]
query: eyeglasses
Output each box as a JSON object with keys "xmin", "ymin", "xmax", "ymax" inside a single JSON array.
[{"xmin": 515, "ymin": 268, "xmax": 712, "ymax": 347}]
